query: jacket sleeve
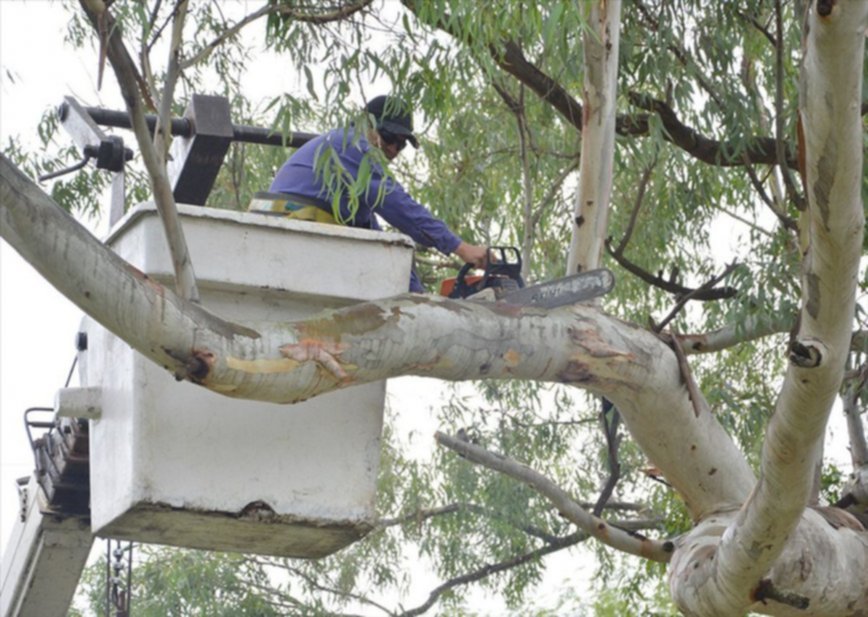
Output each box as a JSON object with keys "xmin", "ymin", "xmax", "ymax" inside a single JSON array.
[{"xmin": 366, "ymin": 169, "xmax": 462, "ymax": 255}]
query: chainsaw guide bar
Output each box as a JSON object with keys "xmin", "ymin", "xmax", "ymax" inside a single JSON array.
[{"xmin": 499, "ymin": 268, "xmax": 615, "ymax": 308}]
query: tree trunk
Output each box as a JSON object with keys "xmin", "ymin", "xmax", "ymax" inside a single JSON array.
[
  {"xmin": 669, "ymin": 1, "xmax": 868, "ymax": 615},
  {"xmin": 567, "ymin": 0, "xmax": 621, "ymax": 274}
]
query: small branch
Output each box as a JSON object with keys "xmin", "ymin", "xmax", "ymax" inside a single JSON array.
[
  {"xmin": 753, "ymin": 579, "xmax": 810, "ymax": 610},
  {"xmin": 657, "ymin": 330, "xmax": 704, "ymax": 418},
  {"xmin": 180, "ymin": 4, "xmax": 271, "ymax": 69},
  {"xmin": 773, "ymin": 0, "xmax": 805, "ymax": 210},
  {"xmin": 435, "ymin": 432, "xmax": 674, "ymax": 563},
  {"xmin": 610, "ymin": 157, "xmax": 656, "ymax": 256},
  {"xmin": 284, "ymin": 564, "xmax": 396, "ymax": 617},
  {"xmin": 844, "ymin": 363, "xmax": 868, "ymax": 467},
  {"xmin": 530, "ymin": 159, "xmax": 579, "ymax": 230},
  {"xmin": 396, "ymin": 531, "xmax": 586, "ymax": 617},
  {"xmin": 741, "ymin": 160, "xmax": 798, "ymax": 232},
  {"xmin": 79, "ymin": 0, "xmax": 200, "ymax": 302},
  {"xmin": 181, "ymin": 0, "xmax": 375, "ymax": 69},
  {"xmin": 605, "ymin": 242, "xmax": 738, "ymax": 302},
  {"xmin": 736, "ymin": 9, "xmax": 777, "ymax": 47},
  {"xmin": 679, "ymin": 312, "xmax": 795, "ymax": 355},
  {"xmin": 652, "ymin": 262, "xmax": 741, "ymax": 331},
  {"xmin": 593, "ymin": 399, "xmax": 622, "ymax": 516}
]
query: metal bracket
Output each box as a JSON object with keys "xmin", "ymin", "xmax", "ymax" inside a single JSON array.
[{"xmin": 57, "ymin": 97, "xmax": 132, "ymax": 224}]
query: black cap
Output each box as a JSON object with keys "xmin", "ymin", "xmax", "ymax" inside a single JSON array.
[{"xmin": 364, "ymin": 95, "xmax": 419, "ymax": 148}]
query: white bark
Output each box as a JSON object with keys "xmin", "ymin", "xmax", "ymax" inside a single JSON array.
[
  {"xmin": 566, "ymin": 0, "xmax": 621, "ymax": 274},
  {"xmin": 669, "ymin": 2, "xmax": 868, "ymax": 615},
  {"xmin": 671, "ymin": 508, "xmax": 868, "ymax": 616}
]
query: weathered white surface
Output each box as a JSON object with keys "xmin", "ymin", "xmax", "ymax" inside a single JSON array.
[
  {"xmin": 85, "ymin": 203, "xmax": 414, "ymax": 557},
  {"xmin": 0, "ymin": 476, "xmax": 92, "ymax": 617},
  {"xmin": 54, "ymin": 387, "xmax": 101, "ymax": 420}
]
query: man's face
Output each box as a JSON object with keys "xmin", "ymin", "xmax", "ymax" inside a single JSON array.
[{"xmin": 377, "ymin": 129, "xmax": 407, "ymax": 161}]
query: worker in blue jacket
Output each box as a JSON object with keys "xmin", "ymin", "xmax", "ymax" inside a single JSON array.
[{"xmin": 269, "ymin": 95, "xmax": 488, "ymax": 292}]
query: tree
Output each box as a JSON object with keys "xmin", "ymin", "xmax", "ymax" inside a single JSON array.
[{"xmin": 1, "ymin": 1, "xmax": 866, "ymax": 615}]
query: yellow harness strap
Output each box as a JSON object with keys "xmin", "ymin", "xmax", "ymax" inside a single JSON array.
[{"xmin": 249, "ymin": 193, "xmax": 337, "ymax": 225}]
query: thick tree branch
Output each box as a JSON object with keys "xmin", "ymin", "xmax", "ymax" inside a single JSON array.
[
  {"xmin": 567, "ymin": 0, "xmax": 621, "ymax": 275},
  {"xmin": 435, "ymin": 431, "xmax": 673, "ymax": 563},
  {"xmin": 79, "ymin": 0, "xmax": 200, "ymax": 302},
  {"xmin": 679, "ymin": 312, "xmax": 794, "ymax": 355},
  {"xmin": 628, "ymin": 92, "xmax": 797, "ymax": 168},
  {"xmin": 670, "ymin": 2, "xmax": 868, "ymax": 614},
  {"xmin": 402, "ymin": 1, "xmax": 793, "ymax": 169}
]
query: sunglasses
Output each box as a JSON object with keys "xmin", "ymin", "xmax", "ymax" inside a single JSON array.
[{"xmin": 378, "ymin": 129, "xmax": 407, "ymax": 152}]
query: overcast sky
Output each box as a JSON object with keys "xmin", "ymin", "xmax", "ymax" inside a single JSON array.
[{"xmin": 0, "ymin": 1, "xmax": 119, "ymax": 554}]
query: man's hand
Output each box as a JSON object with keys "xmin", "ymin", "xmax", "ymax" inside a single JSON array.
[{"xmin": 454, "ymin": 242, "xmax": 489, "ymax": 269}]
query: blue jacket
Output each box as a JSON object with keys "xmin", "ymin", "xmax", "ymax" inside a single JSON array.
[{"xmin": 270, "ymin": 128, "xmax": 461, "ymax": 292}]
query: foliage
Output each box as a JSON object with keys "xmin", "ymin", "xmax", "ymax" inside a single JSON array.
[{"xmin": 1, "ymin": 0, "xmax": 859, "ymax": 615}]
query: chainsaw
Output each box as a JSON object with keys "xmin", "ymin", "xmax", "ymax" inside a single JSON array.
[
  {"xmin": 439, "ymin": 246, "xmax": 525, "ymax": 300},
  {"xmin": 439, "ymin": 247, "xmax": 615, "ymax": 308}
]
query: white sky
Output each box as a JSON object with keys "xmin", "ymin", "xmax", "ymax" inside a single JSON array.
[{"xmin": 0, "ymin": 0, "xmax": 114, "ymax": 553}]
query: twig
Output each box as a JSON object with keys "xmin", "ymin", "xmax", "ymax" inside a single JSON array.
[
  {"xmin": 376, "ymin": 502, "xmax": 563, "ymax": 544},
  {"xmin": 843, "ymin": 363, "xmax": 868, "ymax": 467},
  {"xmin": 715, "ymin": 203, "xmax": 776, "ymax": 238},
  {"xmin": 658, "ymin": 329, "xmax": 704, "ymax": 418},
  {"xmin": 605, "ymin": 244, "xmax": 738, "ymax": 302},
  {"xmin": 633, "ymin": 0, "xmax": 724, "ymax": 108},
  {"xmin": 181, "ymin": 0, "xmax": 375, "ymax": 70},
  {"xmin": 736, "ymin": 9, "xmax": 777, "ymax": 47},
  {"xmin": 652, "ymin": 262, "xmax": 740, "ymax": 331},
  {"xmin": 285, "ymin": 564, "xmax": 396, "ymax": 617},
  {"xmin": 610, "ymin": 156, "xmax": 657, "ymax": 256},
  {"xmin": 593, "ymin": 400, "xmax": 622, "ymax": 516},
  {"xmin": 396, "ymin": 531, "xmax": 586, "ymax": 617},
  {"xmin": 773, "ymin": 0, "xmax": 805, "ymax": 210},
  {"xmin": 435, "ymin": 432, "xmax": 674, "ymax": 563}
]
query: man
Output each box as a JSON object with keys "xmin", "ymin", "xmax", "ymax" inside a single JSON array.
[{"xmin": 269, "ymin": 95, "xmax": 488, "ymax": 292}]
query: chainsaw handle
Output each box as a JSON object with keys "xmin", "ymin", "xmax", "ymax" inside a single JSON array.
[{"xmin": 452, "ymin": 262, "xmax": 477, "ymax": 298}]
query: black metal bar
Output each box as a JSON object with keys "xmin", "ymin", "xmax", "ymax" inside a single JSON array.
[
  {"xmin": 80, "ymin": 105, "xmax": 192, "ymax": 138},
  {"xmin": 231, "ymin": 124, "xmax": 319, "ymax": 148},
  {"xmin": 76, "ymin": 104, "xmax": 317, "ymax": 148}
]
